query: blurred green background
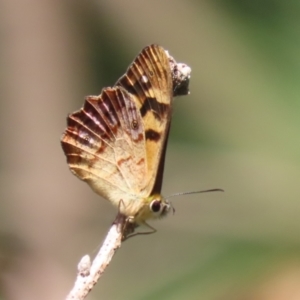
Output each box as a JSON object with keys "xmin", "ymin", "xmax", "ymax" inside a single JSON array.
[{"xmin": 0, "ymin": 1, "xmax": 300, "ymax": 299}]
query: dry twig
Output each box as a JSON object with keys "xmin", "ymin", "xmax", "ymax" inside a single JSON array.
[{"xmin": 65, "ymin": 214, "xmax": 132, "ymax": 300}]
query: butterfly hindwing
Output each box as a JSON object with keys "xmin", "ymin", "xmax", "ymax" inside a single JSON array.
[{"xmin": 61, "ymin": 86, "xmax": 148, "ymax": 207}]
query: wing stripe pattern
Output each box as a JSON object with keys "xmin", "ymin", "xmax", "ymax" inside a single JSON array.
[{"xmin": 61, "ymin": 86, "xmax": 147, "ymax": 202}]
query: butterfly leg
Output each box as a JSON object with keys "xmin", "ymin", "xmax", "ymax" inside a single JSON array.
[
  {"xmin": 122, "ymin": 221, "xmax": 157, "ymax": 240},
  {"xmin": 119, "ymin": 216, "xmax": 137, "ymax": 241},
  {"xmin": 117, "ymin": 200, "xmax": 158, "ymax": 240},
  {"xmin": 140, "ymin": 222, "xmax": 157, "ymax": 235}
]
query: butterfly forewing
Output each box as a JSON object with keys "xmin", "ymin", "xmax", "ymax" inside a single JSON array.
[{"xmin": 116, "ymin": 45, "xmax": 173, "ymax": 195}]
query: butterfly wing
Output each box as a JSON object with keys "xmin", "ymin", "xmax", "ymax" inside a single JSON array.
[
  {"xmin": 61, "ymin": 45, "xmax": 173, "ymax": 216},
  {"xmin": 116, "ymin": 44, "xmax": 173, "ymax": 195},
  {"xmin": 61, "ymin": 86, "xmax": 149, "ymax": 208}
]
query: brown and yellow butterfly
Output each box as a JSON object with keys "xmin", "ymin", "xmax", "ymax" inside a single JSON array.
[{"xmin": 61, "ymin": 45, "xmax": 191, "ymax": 232}]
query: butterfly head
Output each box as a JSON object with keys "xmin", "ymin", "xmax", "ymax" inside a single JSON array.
[{"xmin": 134, "ymin": 194, "xmax": 173, "ymax": 224}]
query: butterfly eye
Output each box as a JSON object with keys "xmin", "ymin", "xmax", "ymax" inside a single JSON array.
[
  {"xmin": 150, "ymin": 200, "xmax": 161, "ymax": 213},
  {"xmin": 131, "ymin": 120, "xmax": 138, "ymax": 129}
]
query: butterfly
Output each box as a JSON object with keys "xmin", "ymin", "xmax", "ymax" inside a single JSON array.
[{"xmin": 61, "ymin": 45, "xmax": 191, "ymax": 233}]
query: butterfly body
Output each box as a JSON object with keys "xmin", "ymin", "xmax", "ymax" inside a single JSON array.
[{"xmin": 61, "ymin": 45, "xmax": 190, "ymax": 225}]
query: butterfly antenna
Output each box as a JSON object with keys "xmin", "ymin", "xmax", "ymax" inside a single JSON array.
[{"xmin": 166, "ymin": 188, "xmax": 224, "ymax": 200}]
